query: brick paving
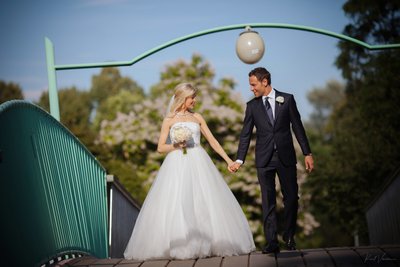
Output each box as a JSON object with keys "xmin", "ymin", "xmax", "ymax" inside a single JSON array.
[{"xmin": 58, "ymin": 245, "xmax": 400, "ymax": 267}]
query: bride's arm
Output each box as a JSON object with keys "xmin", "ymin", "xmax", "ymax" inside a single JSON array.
[
  {"xmin": 157, "ymin": 118, "xmax": 177, "ymax": 154},
  {"xmin": 195, "ymin": 113, "xmax": 233, "ymax": 165}
]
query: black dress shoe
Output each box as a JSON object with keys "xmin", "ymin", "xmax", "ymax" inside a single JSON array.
[
  {"xmin": 262, "ymin": 244, "xmax": 280, "ymax": 254},
  {"xmin": 285, "ymin": 238, "xmax": 296, "ymax": 250}
]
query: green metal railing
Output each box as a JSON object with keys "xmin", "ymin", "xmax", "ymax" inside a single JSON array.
[{"xmin": 0, "ymin": 100, "xmax": 108, "ymax": 266}]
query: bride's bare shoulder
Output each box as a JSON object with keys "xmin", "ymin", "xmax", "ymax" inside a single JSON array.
[
  {"xmin": 193, "ymin": 112, "xmax": 205, "ymax": 122},
  {"xmin": 162, "ymin": 117, "xmax": 176, "ymax": 127}
]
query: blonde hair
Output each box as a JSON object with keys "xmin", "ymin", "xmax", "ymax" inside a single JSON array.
[{"xmin": 167, "ymin": 83, "xmax": 198, "ymax": 117}]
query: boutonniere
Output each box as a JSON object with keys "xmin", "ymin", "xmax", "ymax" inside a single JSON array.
[{"xmin": 276, "ymin": 96, "xmax": 284, "ymax": 104}]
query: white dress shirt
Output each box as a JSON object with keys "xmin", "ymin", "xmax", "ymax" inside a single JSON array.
[{"xmin": 262, "ymin": 89, "xmax": 276, "ymax": 119}]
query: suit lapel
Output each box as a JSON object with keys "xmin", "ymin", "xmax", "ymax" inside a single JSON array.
[{"xmin": 274, "ymin": 89, "xmax": 282, "ymax": 122}]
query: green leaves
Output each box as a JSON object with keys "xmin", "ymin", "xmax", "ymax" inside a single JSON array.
[
  {"xmin": 0, "ymin": 81, "xmax": 24, "ymax": 104},
  {"xmin": 306, "ymin": 0, "xmax": 400, "ymax": 246}
]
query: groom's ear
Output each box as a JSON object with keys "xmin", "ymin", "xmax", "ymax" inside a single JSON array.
[{"xmin": 262, "ymin": 78, "xmax": 269, "ymax": 87}]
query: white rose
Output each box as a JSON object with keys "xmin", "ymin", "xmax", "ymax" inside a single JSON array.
[
  {"xmin": 171, "ymin": 126, "xmax": 192, "ymax": 143},
  {"xmin": 171, "ymin": 125, "xmax": 192, "ymax": 154},
  {"xmin": 276, "ymin": 96, "xmax": 284, "ymax": 104}
]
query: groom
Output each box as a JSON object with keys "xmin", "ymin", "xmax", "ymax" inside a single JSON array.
[{"xmin": 230, "ymin": 67, "xmax": 314, "ymax": 254}]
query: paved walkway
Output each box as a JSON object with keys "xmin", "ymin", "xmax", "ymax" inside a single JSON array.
[{"xmin": 59, "ymin": 245, "xmax": 400, "ymax": 267}]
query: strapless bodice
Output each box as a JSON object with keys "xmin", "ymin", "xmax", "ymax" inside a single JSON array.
[{"xmin": 170, "ymin": 121, "xmax": 201, "ymax": 147}]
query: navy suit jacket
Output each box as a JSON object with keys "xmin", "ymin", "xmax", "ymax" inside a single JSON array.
[{"xmin": 237, "ymin": 89, "xmax": 311, "ymax": 168}]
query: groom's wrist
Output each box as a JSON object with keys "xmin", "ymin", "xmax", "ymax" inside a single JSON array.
[{"xmin": 235, "ymin": 159, "xmax": 243, "ymax": 165}]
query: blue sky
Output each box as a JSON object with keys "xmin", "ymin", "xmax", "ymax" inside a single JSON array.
[{"xmin": 0, "ymin": 0, "xmax": 349, "ymax": 119}]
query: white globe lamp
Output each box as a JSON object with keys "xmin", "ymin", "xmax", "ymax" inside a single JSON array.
[{"xmin": 236, "ymin": 26, "xmax": 265, "ymax": 64}]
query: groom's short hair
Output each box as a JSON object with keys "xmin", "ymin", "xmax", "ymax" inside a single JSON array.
[{"xmin": 249, "ymin": 67, "xmax": 271, "ymax": 85}]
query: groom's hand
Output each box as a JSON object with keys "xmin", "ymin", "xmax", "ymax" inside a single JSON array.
[
  {"xmin": 305, "ymin": 154, "xmax": 314, "ymax": 173},
  {"xmin": 229, "ymin": 162, "xmax": 241, "ymax": 173}
]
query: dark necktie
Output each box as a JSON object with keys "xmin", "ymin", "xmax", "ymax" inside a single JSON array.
[{"xmin": 264, "ymin": 97, "xmax": 274, "ymax": 126}]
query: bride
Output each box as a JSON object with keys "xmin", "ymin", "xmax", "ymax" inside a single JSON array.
[{"xmin": 124, "ymin": 83, "xmax": 255, "ymax": 260}]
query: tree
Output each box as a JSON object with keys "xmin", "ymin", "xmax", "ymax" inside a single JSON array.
[
  {"xmin": 324, "ymin": 0, "xmax": 400, "ymax": 244},
  {"xmin": 93, "ymin": 89, "xmax": 145, "ymax": 129},
  {"xmin": 37, "ymin": 86, "xmax": 94, "ymax": 147},
  {"xmin": 90, "ymin": 67, "xmax": 145, "ymax": 129},
  {"xmin": 149, "ymin": 54, "xmax": 214, "ymax": 95},
  {"xmin": 306, "ymin": 80, "xmax": 345, "ymax": 136},
  {"xmin": 91, "ymin": 67, "xmax": 144, "ymax": 104},
  {"xmin": 0, "ymin": 81, "xmax": 24, "ymax": 104},
  {"xmin": 303, "ymin": 80, "xmax": 352, "ymax": 247}
]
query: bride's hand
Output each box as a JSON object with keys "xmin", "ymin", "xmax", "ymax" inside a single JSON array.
[
  {"xmin": 173, "ymin": 141, "xmax": 187, "ymax": 149},
  {"xmin": 227, "ymin": 160, "xmax": 236, "ymax": 173}
]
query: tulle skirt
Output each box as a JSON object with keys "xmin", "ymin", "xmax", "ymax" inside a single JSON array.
[{"xmin": 124, "ymin": 146, "xmax": 255, "ymax": 260}]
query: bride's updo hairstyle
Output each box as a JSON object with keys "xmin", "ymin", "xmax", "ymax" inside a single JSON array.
[{"xmin": 167, "ymin": 83, "xmax": 198, "ymax": 117}]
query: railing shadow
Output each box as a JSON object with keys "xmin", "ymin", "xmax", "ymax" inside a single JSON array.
[{"xmin": 107, "ymin": 174, "xmax": 141, "ymax": 258}]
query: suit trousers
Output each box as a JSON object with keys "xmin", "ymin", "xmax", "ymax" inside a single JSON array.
[{"xmin": 256, "ymin": 150, "xmax": 298, "ymax": 245}]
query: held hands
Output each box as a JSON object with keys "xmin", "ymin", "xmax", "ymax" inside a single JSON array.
[
  {"xmin": 228, "ymin": 162, "xmax": 241, "ymax": 173},
  {"xmin": 227, "ymin": 155, "xmax": 314, "ymax": 173},
  {"xmin": 227, "ymin": 156, "xmax": 314, "ymax": 173}
]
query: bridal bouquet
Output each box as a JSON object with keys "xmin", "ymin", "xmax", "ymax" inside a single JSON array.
[{"xmin": 171, "ymin": 125, "xmax": 192, "ymax": 154}]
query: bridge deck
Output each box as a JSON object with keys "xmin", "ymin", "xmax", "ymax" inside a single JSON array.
[{"xmin": 59, "ymin": 245, "xmax": 400, "ymax": 267}]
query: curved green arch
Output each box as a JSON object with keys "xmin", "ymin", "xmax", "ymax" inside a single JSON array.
[
  {"xmin": 53, "ymin": 23, "xmax": 400, "ymax": 71},
  {"xmin": 46, "ymin": 23, "xmax": 400, "ymax": 120}
]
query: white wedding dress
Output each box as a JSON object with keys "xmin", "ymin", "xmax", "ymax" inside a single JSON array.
[{"xmin": 124, "ymin": 122, "xmax": 255, "ymax": 260}]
